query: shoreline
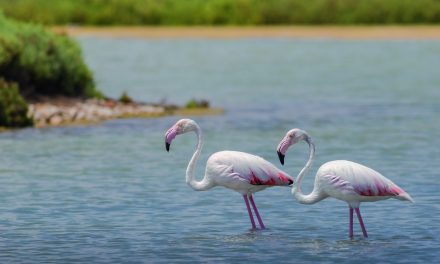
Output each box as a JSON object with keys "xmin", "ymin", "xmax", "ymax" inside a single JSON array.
[
  {"xmin": 26, "ymin": 97, "xmax": 223, "ymax": 128},
  {"xmin": 52, "ymin": 25, "xmax": 440, "ymax": 40}
]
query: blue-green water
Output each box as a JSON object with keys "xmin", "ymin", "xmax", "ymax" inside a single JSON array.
[{"xmin": 1, "ymin": 38, "xmax": 439, "ymax": 263}]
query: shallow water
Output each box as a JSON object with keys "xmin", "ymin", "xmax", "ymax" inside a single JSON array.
[{"xmin": 1, "ymin": 38, "xmax": 439, "ymax": 263}]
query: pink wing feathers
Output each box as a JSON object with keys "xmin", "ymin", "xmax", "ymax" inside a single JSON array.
[
  {"xmin": 246, "ymin": 165, "xmax": 293, "ymax": 186},
  {"xmin": 207, "ymin": 151, "xmax": 294, "ymax": 187},
  {"xmin": 318, "ymin": 160, "xmax": 413, "ymax": 201}
]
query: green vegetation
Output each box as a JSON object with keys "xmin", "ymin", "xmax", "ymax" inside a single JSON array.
[
  {"xmin": 0, "ymin": 0, "xmax": 439, "ymax": 25},
  {"xmin": 0, "ymin": 79, "xmax": 33, "ymax": 127},
  {"xmin": 185, "ymin": 99, "xmax": 210, "ymax": 109},
  {"xmin": 0, "ymin": 12, "xmax": 99, "ymax": 99},
  {"xmin": 0, "ymin": 12, "xmax": 101, "ymax": 127},
  {"xmin": 119, "ymin": 91, "xmax": 134, "ymax": 104}
]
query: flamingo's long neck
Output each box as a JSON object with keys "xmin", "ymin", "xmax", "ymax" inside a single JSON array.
[
  {"xmin": 186, "ymin": 124, "xmax": 212, "ymax": 191},
  {"xmin": 292, "ymin": 136, "xmax": 325, "ymax": 204}
]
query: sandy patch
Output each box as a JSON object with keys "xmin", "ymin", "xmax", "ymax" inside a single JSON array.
[{"xmin": 52, "ymin": 26, "xmax": 440, "ymax": 40}]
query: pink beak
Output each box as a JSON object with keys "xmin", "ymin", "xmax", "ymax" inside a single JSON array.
[
  {"xmin": 277, "ymin": 138, "xmax": 290, "ymax": 165},
  {"xmin": 165, "ymin": 126, "xmax": 178, "ymax": 152}
]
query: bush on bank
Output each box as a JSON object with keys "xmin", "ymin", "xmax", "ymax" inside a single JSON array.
[
  {"xmin": 0, "ymin": 11, "xmax": 99, "ymax": 99},
  {"xmin": 0, "ymin": 78, "xmax": 33, "ymax": 127}
]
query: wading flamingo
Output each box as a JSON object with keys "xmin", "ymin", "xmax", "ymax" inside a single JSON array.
[
  {"xmin": 165, "ymin": 119, "xmax": 293, "ymax": 230},
  {"xmin": 276, "ymin": 129, "xmax": 414, "ymax": 238}
]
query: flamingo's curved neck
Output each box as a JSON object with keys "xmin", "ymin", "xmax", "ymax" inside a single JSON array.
[
  {"xmin": 292, "ymin": 136, "xmax": 324, "ymax": 204},
  {"xmin": 186, "ymin": 124, "xmax": 212, "ymax": 191}
]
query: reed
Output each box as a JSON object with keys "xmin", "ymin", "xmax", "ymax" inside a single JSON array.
[{"xmin": 0, "ymin": 0, "xmax": 439, "ymax": 25}]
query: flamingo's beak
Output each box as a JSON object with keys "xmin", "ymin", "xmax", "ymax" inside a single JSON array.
[
  {"xmin": 165, "ymin": 126, "xmax": 179, "ymax": 152},
  {"xmin": 277, "ymin": 151, "xmax": 285, "ymax": 165},
  {"xmin": 277, "ymin": 136, "xmax": 290, "ymax": 165}
]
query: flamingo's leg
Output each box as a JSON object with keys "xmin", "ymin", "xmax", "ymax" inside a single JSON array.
[
  {"xmin": 243, "ymin": 195, "xmax": 256, "ymax": 229},
  {"xmin": 249, "ymin": 195, "xmax": 266, "ymax": 229},
  {"xmin": 354, "ymin": 208, "xmax": 368, "ymax": 238},
  {"xmin": 349, "ymin": 207, "xmax": 354, "ymax": 239}
]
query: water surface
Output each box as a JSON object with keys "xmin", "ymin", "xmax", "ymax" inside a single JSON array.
[{"xmin": 0, "ymin": 38, "xmax": 439, "ymax": 263}]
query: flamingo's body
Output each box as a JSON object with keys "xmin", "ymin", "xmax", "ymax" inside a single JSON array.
[
  {"xmin": 276, "ymin": 129, "xmax": 413, "ymax": 238},
  {"xmin": 309, "ymin": 160, "xmax": 413, "ymax": 205},
  {"xmin": 205, "ymin": 150, "xmax": 294, "ymax": 194},
  {"xmin": 165, "ymin": 119, "xmax": 293, "ymax": 229}
]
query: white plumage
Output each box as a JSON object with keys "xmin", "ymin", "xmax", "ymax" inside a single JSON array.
[
  {"xmin": 205, "ymin": 151, "xmax": 293, "ymax": 194},
  {"xmin": 165, "ymin": 119, "xmax": 293, "ymax": 230},
  {"xmin": 317, "ymin": 160, "xmax": 413, "ymax": 204},
  {"xmin": 277, "ymin": 128, "xmax": 413, "ymax": 238}
]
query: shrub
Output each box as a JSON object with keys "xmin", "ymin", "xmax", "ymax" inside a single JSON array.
[
  {"xmin": 0, "ymin": 78, "xmax": 32, "ymax": 127},
  {"xmin": 185, "ymin": 99, "xmax": 209, "ymax": 109},
  {"xmin": 119, "ymin": 91, "xmax": 133, "ymax": 104},
  {"xmin": 0, "ymin": 11, "xmax": 100, "ymax": 99}
]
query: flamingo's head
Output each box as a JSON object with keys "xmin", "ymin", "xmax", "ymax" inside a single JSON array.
[
  {"xmin": 165, "ymin": 119, "xmax": 198, "ymax": 152},
  {"xmin": 276, "ymin": 128, "xmax": 309, "ymax": 165}
]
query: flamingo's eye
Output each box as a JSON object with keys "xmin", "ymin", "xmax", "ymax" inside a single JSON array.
[{"xmin": 289, "ymin": 133, "xmax": 294, "ymax": 138}]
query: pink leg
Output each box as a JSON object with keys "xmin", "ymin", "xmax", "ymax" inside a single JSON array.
[
  {"xmin": 243, "ymin": 195, "xmax": 256, "ymax": 229},
  {"xmin": 249, "ymin": 195, "xmax": 265, "ymax": 229},
  {"xmin": 349, "ymin": 207, "xmax": 354, "ymax": 239},
  {"xmin": 354, "ymin": 208, "xmax": 368, "ymax": 238}
]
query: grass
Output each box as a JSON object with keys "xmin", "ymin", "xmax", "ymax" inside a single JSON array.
[{"xmin": 0, "ymin": 0, "xmax": 439, "ymax": 25}]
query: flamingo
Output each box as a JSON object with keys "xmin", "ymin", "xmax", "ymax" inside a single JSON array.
[
  {"xmin": 165, "ymin": 119, "xmax": 294, "ymax": 230},
  {"xmin": 276, "ymin": 128, "xmax": 414, "ymax": 239}
]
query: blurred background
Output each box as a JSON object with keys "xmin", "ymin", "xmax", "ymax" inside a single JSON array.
[
  {"xmin": 0, "ymin": 1, "xmax": 439, "ymax": 263},
  {"xmin": 1, "ymin": 0, "xmax": 440, "ymax": 25}
]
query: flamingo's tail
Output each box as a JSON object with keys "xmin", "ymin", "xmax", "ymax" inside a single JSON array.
[{"xmin": 396, "ymin": 192, "xmax": 414, "ymax": 203}]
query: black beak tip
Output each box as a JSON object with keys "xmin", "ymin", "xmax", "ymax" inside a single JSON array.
[
  {"xmin": 277, "ymin": 151, "xmax": 285, "ymax": 165},
  {"xmin": 166, "ymin": 142, "xmax": 170, "ymax": 152}
]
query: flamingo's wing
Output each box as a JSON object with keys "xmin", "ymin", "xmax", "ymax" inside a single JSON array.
[
  {"xmin": 319, "ymin": 160, "xmax": 405, "ymax": 198},
  {"xmin": 321, "ymin": 174, "xmax": 358, "ymax": 196},
  {"xmin": 246, "ymin": 166, "xmax": 292, "ymax": 186},
  {"xmin": 231, "ymin": 154, "xmax": 293, "ymax": 186},
  {"xmin": 208, "ymin": 151, "xmax": 293, "ymax": 187}
]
